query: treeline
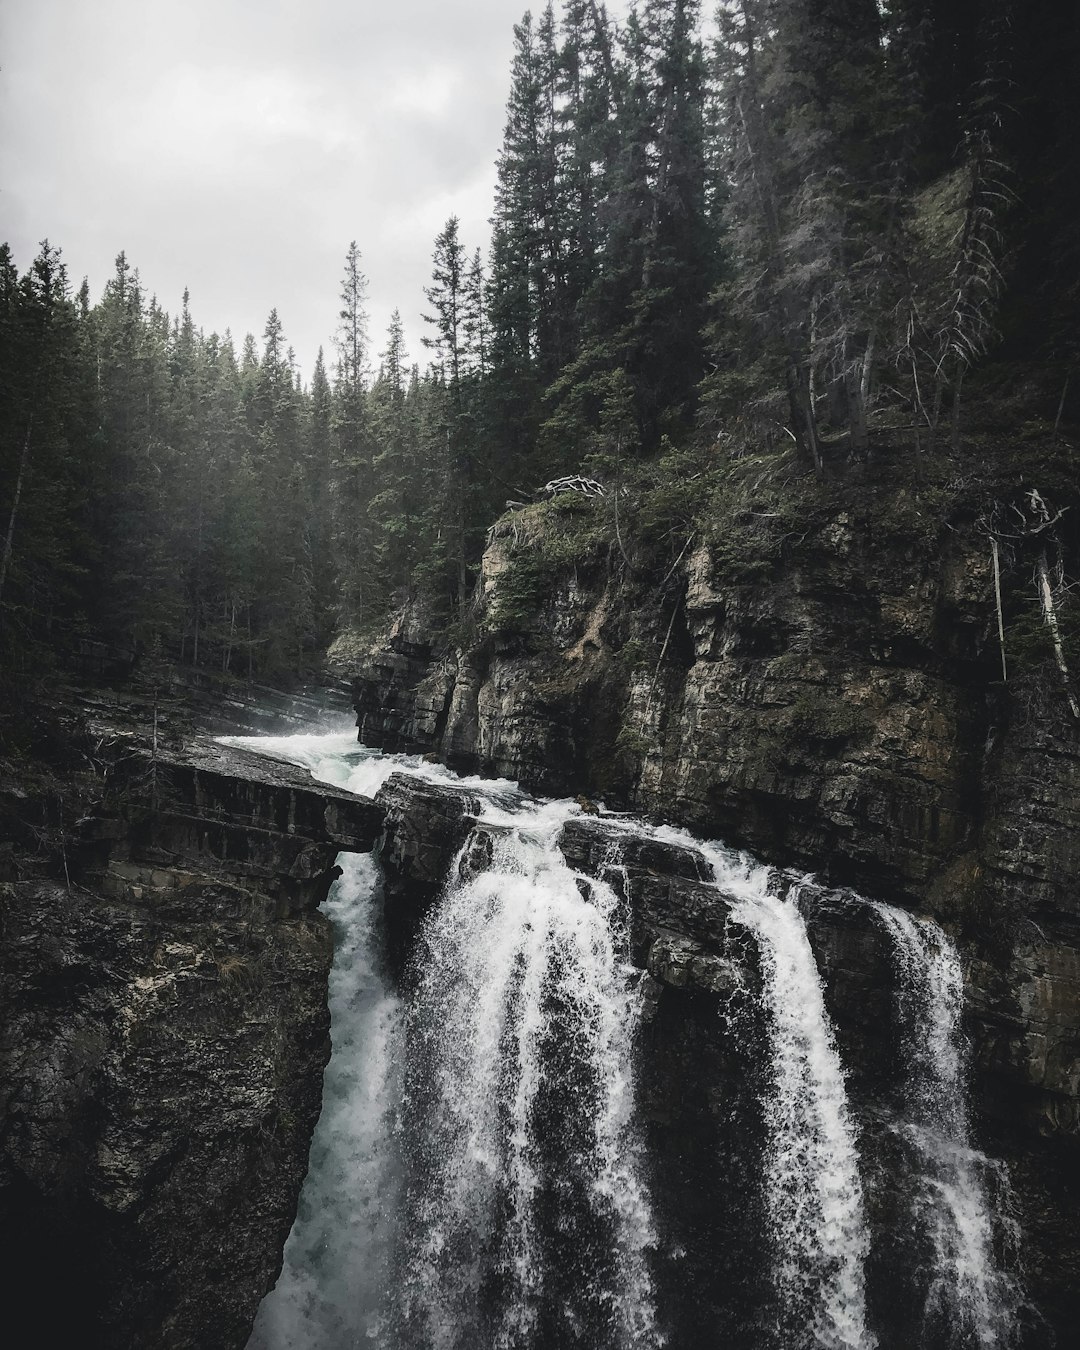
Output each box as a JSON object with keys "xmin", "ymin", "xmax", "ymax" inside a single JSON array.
[
  {"xmin": 390, "ymin": 0, "xmax": 1078, "ymax": 615},
  {"xmin": 0, "ymin": 242, "xmax": 457, "ymax": 681},
  {"xmin": 2, "ymin": 0, "xmax": 1077, "ymax": 681}
]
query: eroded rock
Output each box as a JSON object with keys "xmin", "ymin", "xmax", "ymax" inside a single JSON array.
[{"xmin": 0, "ymin": 723, "xmax": 385, "ymax": 1350}]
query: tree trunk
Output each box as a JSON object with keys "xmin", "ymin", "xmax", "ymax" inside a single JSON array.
[
  {"xmin": 859, "ymin": 328, "xmax": 876, "ymax": 413},
  {"xmin": 222, "ymin": 597, "xmax": 234, "ymax": 674},
  {"xmin": 0, "ymin": 414, "xmax": 34, "ymax": 615},
  {"xmin": 1037, "ymin": 551, "xmax": 1079, "ymax": 720},
  {"xmin": 991, "ymin": 538, "xmax": 1007, "ymax": 682},
  {"xmin": 848, "ymin": 369, "xmax": 868, "ymax": 459},
  {"xmin": 927, "ymin": 376, "xmax": 946, "ymax": 453},
  {"xmin": 1053, "ymin": 371, "xmax": 1071, "ymax": 441},
  {"xmin": 950, "ymin": 367, "xmax": 966, "ymax": 451},
  {"xmin": 785, "ymin": 365, "xmax": 822, "ymax": 473}
]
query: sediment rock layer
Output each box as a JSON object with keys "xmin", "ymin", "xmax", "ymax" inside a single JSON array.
[
  {"xmin": 353, "ymin": 483, "xmax": 1080, "ymax": 1337},
  {"xmin": 0, "ymin": 725, "xmax": 381, "ymax": 1349}
]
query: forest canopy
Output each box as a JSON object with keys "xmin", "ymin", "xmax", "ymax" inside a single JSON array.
[{"xmin": 2, "ymin": 0, "xmax": 1076, "ymax": 684}]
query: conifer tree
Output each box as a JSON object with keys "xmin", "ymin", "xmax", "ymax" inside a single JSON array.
[
  {"xmin": 0, "ymin": 241, "xmax": 85, "ymax": 651},
  {"xmin": 367, "ymin": 313, "xmax": 417, "ymax": 600},
  {"xmin": 423, "ymin": 218, "xmax": 473, "ymax": 606},
  {"xmin": 332, "ymin": 242, "xmax": 374, "ymax": 630}
]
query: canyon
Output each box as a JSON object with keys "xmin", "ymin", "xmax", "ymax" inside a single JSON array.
[{"xmin": 2, "ymin": 464, "xmax": 1079, "ymax": 1346}]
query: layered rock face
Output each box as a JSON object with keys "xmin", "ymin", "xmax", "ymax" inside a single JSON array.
[
  {"xmin": 371, "ymin": 775, "xmax": 1046, "ymax": 1345},
  {"xmin": 354, "ymin": 487, "xmax": 1080, "ymax": 1335},
  {"xmin": 0, "ymin": 726, "xmax": 381, "ymax": 1349}
]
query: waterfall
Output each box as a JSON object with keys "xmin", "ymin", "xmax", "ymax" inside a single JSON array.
[
  {"xmin": 696, "ymin": 844, "xmax": 877, "ymax": 1350},
  {"xmin": 396, "ymin": 799, "xmax": 660, "ymax": 1350},
  {"xmin": 238, "ymin": 733, "xmax": 409, "ymax": 1349},
  {"xmin": 227, "ymin": 729, "xmax": 1023, "ymax": 1350},
  {"xmin": 870, "ymin": 903, "xmax": 1019, "ymax": 1348},
  {"xmin": 232, "ymin": 734, "xmax": 659, "ymax": 1349},
  {"xmin": 249, "ymin": 851, "xmax": 404, "ymax": 1348}
]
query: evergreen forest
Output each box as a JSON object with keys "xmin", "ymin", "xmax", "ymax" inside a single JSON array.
[{"xmin": 2, "ymin": 0, "xmax": 1077, "ymax": 693}]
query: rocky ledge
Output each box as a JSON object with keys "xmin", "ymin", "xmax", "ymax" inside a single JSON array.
[
  {"xmin": 0, "ymin": 717, "xmax": 381, "ymax": 1350},
  {"xmin": 353, "ymin": 461, "xmax": 1080, "ymax": 1341},
  {"xmin": 352, "ymin": 481, "xmax": 1080, "ymax": 1142},
  {"xmin": 372, "ymin": 772, "xmax": 1077, "ymax": 1344}
]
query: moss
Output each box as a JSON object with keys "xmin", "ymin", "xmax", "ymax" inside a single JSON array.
[
  {"xmin": 326, "ymin": 625, "xmax": 383, "ymax": 672},
  {"xmin": 614, "ymin": 723, "xmax": 651, "ymax": 759},
  {"xmin": 485, "ymin": 497, "xmax": 607, "ymax": 634},
  {"xmin": 486, "ymin": 554, "xmax": 558, "ymax": 632},
  {"xmin": 695, "ymin": 450, "xmax": 821, "ymax": 583},
  {"xmin": 614, "ymin": 636, "xmax": 653, "ymax": 670},
  {"xmin": 788, "ymin": 688, "xmax": 866, "ymax": 746}
]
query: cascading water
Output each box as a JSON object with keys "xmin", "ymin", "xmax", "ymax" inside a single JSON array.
[
  {"xmin": 249, "ymin": 851, "xmax": 403, "ymax": 1349},
  {"xmin": 228, "ymin": 727, "xmax": 1021, "ymax": 1350},
  {"xmin": 395, "ymin": 800, "xmax": 660, "ymax": 1350},
  {"xmin": 695, "ymin": 844, "xmax": 877, "ymax": 1350},
  {"xmin": 231, "ymin": 731, "xmax": 417, "ymax": 1349},
  {"xmin": 232, "ymin": 733, "xmax": 659, "ymax": 1349},
  {"xmin": 869, "ymin": 903, "xmax": 1019, "ymax": 1348}
]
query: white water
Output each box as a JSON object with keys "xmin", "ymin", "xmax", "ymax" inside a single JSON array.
[
  {"xmin": 247, "ymin": 852, "xmax": 404, "ymax": 1349},
  {"xmin": 235, "ymin": 734, "xmax": 659, "ymax": 1349},
  {"xmin": 235, "ymin": 733, "xmax": 410, "ymax": 1348},
  {"xmin": 694, "ymin": 845, "xmax": 876, "ymax": 1350},
  {"xmin": 218, "ymin": 728, "xmax": 519, "ymax": 802},
  {"xmin": 397, "ymin": 798, "xmax": 661, "ymax": 1350},
  {"xmin": 870, "ymin": 904, "xmax": 1019, "ymax": 1348},
  {"xmin": 230, "ymin": 728, "xmax": 1015, "ymax": 1350}
]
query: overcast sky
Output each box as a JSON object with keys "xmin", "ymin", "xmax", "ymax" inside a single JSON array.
[{"xmin": 1, "ymin": 0, "xmax": 627, "ymax": 383}]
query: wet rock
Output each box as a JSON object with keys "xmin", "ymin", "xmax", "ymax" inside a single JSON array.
[
  {"xmin": 0, "ymin": 722, "xmax": 387, "ymax": 1350},
  {"xmin": 350, "ymin": 491, "xmax": 1080, "ymax": 1341},
  {"xmin": 645, "ymin": 932, "xmax": 748, "ymax": 998},
  {"xmin": 374, "ymin": 772, "xmax": 481, "ymax": 973}
]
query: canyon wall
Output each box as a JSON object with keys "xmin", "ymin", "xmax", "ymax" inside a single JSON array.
[
  {"xmin": 354, "ymin": 476, "xmax": 1080, "ymax": 1337},
  {"xmin": 0, "ymin": 722, "xmax": 381, "ymax": 1349}
]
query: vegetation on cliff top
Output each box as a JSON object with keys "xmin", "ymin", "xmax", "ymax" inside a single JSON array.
[{"xmin": 2, "ymin": 0, "xmax": 1077, "ymax": 704}]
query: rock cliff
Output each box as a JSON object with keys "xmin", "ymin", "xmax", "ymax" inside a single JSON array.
[
  {"xmin": 0, "ymin": 712, "xmax": 381, "ymax": 1349},
  {"xmin": 353, "ymin": 457, "xmax": 1080, "ymax": 1339}
]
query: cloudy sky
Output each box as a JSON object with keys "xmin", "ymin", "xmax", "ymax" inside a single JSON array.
[{"xmin": 1, "ymin": 0, "xmax": 625, "ymax": 382}]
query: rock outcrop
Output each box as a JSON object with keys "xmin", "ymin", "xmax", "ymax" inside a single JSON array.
[
  {"xmin": 353, "ymin": 473, "xmax": 1080, "ymax": 1340},
  {"xmin": 0, "ymin": 722, "xmax": 382, "ymax": 1350}
]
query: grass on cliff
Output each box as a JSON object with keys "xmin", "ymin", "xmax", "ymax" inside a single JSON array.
[
  {"xmin": 480, "ymin": 409, "xmax": 1080, "ymax": 731},
  {"xmin": 485, "ymin": 494, "xmax": 608, "ymax": 634}
]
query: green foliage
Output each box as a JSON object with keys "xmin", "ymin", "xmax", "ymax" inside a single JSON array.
[
  {"xmin": 485, "ymin": 497, "xmax": 607, "ymax": 633},
  {"xmin": 693, "ymin": 450, "xmax": 809, "ymax": 581},
  {"xmin": 0, "ymin": 243, "xmax": 338, "ymax": 683},
  {"xmin": 788, "ymin": 688, "xmax": 866, "ymax": 746},
  {"xmin": 1002, "ymin": 584, "xmax": 1080, "ymax": 721},
  {"xmin": 614, "ymin": 636, "xmax": 652, "ymax": 670},
  {"xmin": 613, "ymin": 722, "xmax": 651, "ymax": 761}
]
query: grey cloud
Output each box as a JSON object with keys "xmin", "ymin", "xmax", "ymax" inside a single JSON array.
[{"xmin": 0, "ymin": 0, "xmax": 556, "ymax": 378}]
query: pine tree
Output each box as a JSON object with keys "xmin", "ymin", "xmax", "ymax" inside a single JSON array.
[
  {"xmin": 331, "ymin": 242, "xmax": 374, "ymax": 630},
  {"xmin": 423, "ymin": 218, "xmax": 473, "ymax": 606},
  {"xmin": 367, "ymin": 313, "xmax": 418, "ymax": 600},
  {"xmin": 710, "ymin": 0, "xmax": 823, "ymax": 468},
  {"xmin": 0, "ymin": 241, "xmax": 87, "ymax": 657}
]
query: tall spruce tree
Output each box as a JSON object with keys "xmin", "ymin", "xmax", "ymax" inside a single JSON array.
[
  {"xmin": 423, "ymin": 217, "xmax": 473, "ymax": 606},
  {"xmin": 332, "ymin": 241, "xmax": 374, "ymax": 629}
]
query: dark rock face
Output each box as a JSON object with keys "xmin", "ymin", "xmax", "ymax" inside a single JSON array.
[
  {"xmin": 352, "ymin": 499, "xmax": 1080, "ymax": 1342},
  {"xmin": 0, "ymin": 729, "xmax": 383, "ymax": 1350},
  {"xmin": 374, "ymin": 772, "xmax": 483, "ymax": 975}
]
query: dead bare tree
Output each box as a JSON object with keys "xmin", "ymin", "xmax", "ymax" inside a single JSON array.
[{"xmin": 985, "ymin": 489, "xmax": 1079, "ymax": 720}]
